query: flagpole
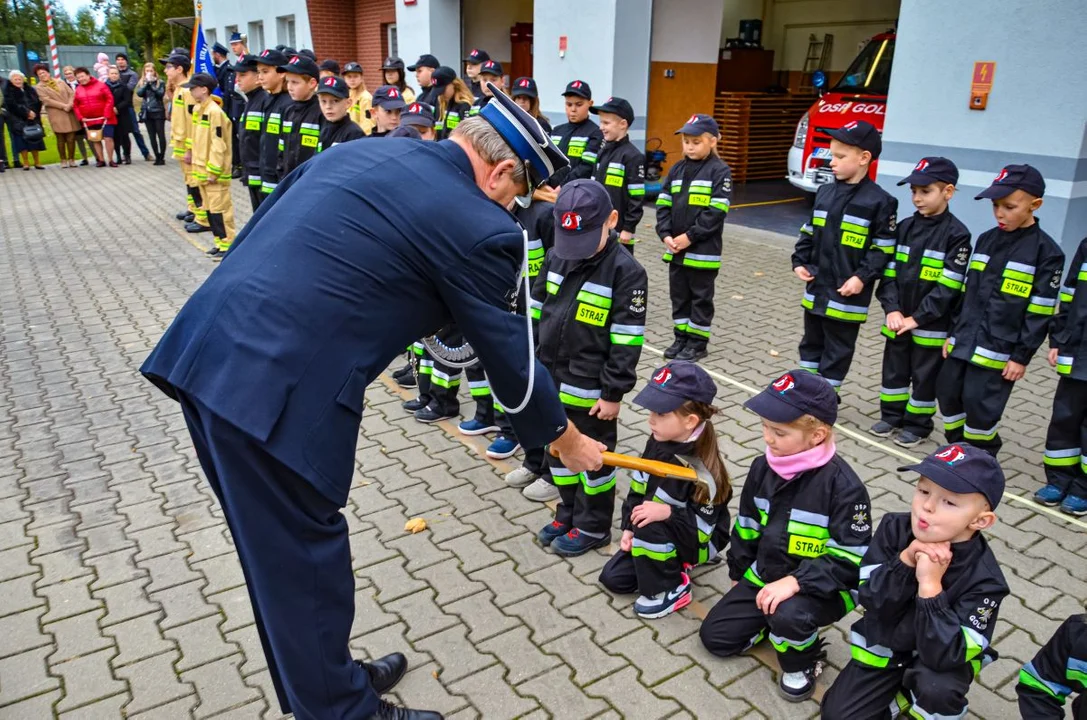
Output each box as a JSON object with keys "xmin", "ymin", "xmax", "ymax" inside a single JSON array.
[
  {"xmin": 192, "ymin": 1, "xmax": 202, "ymax": 59},
  {"xmin": 44, "ymin": 0, "xmax": 61, "ymax": 77}
]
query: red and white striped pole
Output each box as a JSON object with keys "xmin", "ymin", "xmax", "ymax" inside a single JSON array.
[{"xmin": 44, "ymin": 0, "xmax": 61, "ymax": 77}]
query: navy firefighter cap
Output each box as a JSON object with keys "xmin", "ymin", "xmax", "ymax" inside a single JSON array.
[
  {"xmin": 211, "ymin": 42, "xmax": 229, "ymax": 57},
  {"xmin": 897, "ymin": 156, "xmax": 959, "ymax": 187},
  {"xmin": 676, "ymin": 113, "xmax": 719, "ymax": 138},
  {"xmin": 159, "ymin": 53, "xmax": 192, "ymax": 71},
  {"xmin": 280, "ymin": 55, "xmax": 320, "ymax": 79},
  {"xmin": 342, "ymin": 61, "xmax": 364, "ymax": 75},
  {"xmin": 478, "ymin": 81, "xmax": 568, "ymax": 190},
  {"xmin": 552, "ymin": 179, "xmax": 614, "ymax": 260},
  {"xmin": 316, "ymin": 75, "xmax": 349, "ymax": 99},
  {"xmin": 479, "ymin": 60, "xmax": 503, "ymax": 77},
  {"xmin": 743, "ymin": 370, "xmax": 838, "ymax": 427},
  {"xmin": 464, "ymin": 48, "xmax": 490, "ymax": 64},
  {"xmin": 562, "ymin": 79, "xmax": 592, "ymax": 99},
  {"xmin": 432, "ymin": 66, "xmax": 457, "ymax": 89},
  {"xmin": 181, "ymin": 72, "xmax": 218, "ymax": 91},
  {"xmin": 818, "ymin": 119, "xmax": 882, "ymax": 158},
  {"xmin": 408, "ymin": 54, "xmax": 440, "ymax": 71},
  {"xmin": 899, "ymin": 443, "xmax": 1005, "ymax": 509},
  {"xmin": 231, "ymin": 54, "xmax": 259, "ymax": 73},
  {"xmin": 401, "ymin": 102, "xmax": 437, "ymax": 128},
  {"xmin": 372, "ymin": 85, "xmax": 408, "ymax": 109},
  {"xmin": 634, "ymin": 362, "xmax": 718, "ymax": 414},
  {"xmin": 253, "ymin": 49, "xmax": 288, "ymax": 69},
  {"xmin": 974, "ymin": 164, "xmax": 1046, "ymax": 200},
  {"xmin": 591, "ymin": 96, "xmax": 634, "ymax": 125},
  {"xmin": 511, "ymin": 76, "xmax": 538, "ymax": 99}
]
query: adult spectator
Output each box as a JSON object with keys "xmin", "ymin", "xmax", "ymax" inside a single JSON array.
[
  {"xmin": 3, "ymin": 70, "xmax": 46, "ymax": 170},
  {"xmin": 33, "ymin": 64, "xmax": 80, "ymax": 168},
  {"xmin": 116, "ymin": 53, "xmax": 151, "ymax": 161},
  {"xmin": 62, "ymin": 65, "xmax": 91, "ymax": 165},
  {"xmin": 0, "ymin": 73, "xmax": 8, "ymax": 171},
  {"xmin": 229, "ymin": 31, "xmax": 248, "ymax": 58},
  {"xmin": 106, "ymin": 66, "xmax": 134, "ymax": 164},
  {"xmin": 136, "ymin": 63, "xmax": 168, "ymax": 164},
  {"xmin": 71, "ymin": 66, "xmax": 117, "ymax": 167}
]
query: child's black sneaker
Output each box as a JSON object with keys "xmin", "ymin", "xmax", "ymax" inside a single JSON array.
[
  {"xmin": 402, "ymin": 396, "xmax": 430, "ymax": 413},
  {"xmin": 777, "ymin": 664, "xmax": 820, "ymax": 702},
  {"xmin": 536, "ymin": 520, "xmax": 570, "ymax": 547},
  {"xmin": 663, "ymin": 337, "xmax": 686, "ymax": 359},
  {"xmin": 550, "ymin": 528, "xmax": 610, "ymax": 557},
  {"xmin": 868, "ymin": 420, "xmax": 896, "ymax": 438},
  {"xmin": 391, "ymin": 363, "xmax": 416, "ymax": 388},
  {"xmin": 675, "ymin": 344, "xmax": 708, "ymax": 362},
  {"xmin": 414, "ymin": 405, "xmax": 456, "ymax": 424},
  {"xmin": 893, "ymin": 429, "xmax": 923, "ymax": 448}
]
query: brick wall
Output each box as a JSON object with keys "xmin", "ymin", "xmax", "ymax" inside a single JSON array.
[
  {"xmin": 356, "ymin": 0, "xmax": 397, "ymax": 88},
  {"xmin": 308, "ymin": 0, "xmax": 395, "ymax": 90}
]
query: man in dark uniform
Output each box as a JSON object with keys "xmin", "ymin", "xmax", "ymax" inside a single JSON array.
[{"xmin": 140, "ymin": 85, "xmax": 604, "ymax": 720}]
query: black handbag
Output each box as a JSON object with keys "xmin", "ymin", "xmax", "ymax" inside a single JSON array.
[{"xmin": 22, "ymin": 122, "xmax": 44, "ymax": 142}]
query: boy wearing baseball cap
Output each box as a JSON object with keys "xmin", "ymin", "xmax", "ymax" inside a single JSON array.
[
  {"xmin": 400, "ymin": 101, "xmax": 438, "ymax": 141},
  {"xmin": 182, "ymin": 73, "xmax": 236, "ymax": 259},
  {"xmin": 547, "ymin": 80, "xmax": 604, "ymax": 187},
  {"xmin": 700, "ymin": 370, "xmax": 870, "ymax": 702},
  {"xmin": 253, "ymin": 49, "xmax": 292, "ymax": 198},
  {"xmin": 162, "ymin": 54, "xmax": 206, "ymax": 232},
  {"xmin": 656, "ymin": 113, "xmax": 732, "ymax": 362},
  {"xmin": 231, "ymin": 54, "xmax": 267, "ymax": 212},
  {"xmin": 823, "ymin": 443, "xmax": 1009, "ymax": 720},
  {"xmin": 408, "ymin": 54, "xmax": 440, "ymax": 105},
  {"xmin": 871, "ymin": 157, "xmax": 973, "ymax": 448},
  {"xmin": 278, "ymin": 55, "xmax": 322, "ymax": 176},
  {"xmin": 531, "ymin": 179, "xmax": 648, "ymax": 556},
  {"xmin": 468, "ymin": 61, "xmax": 505, "ymax": 116},
  {"xmin": 316, "ymin": 76, "xmax": 365, "ymax": 151},
  {"xmin": 462, "ymin": 48, "xmax": 489, "ymax": 99},
  {"xmin": 936, "ymin": 164, "xmax": 1065, "ymax": 457},
  {"xmin": 792, "ymin": 119, "xmax": 898, "ymax": 391},
  {"xmin": 368, "ymin": 85, "xmax": 407, "ymax": 137},
  {"xmin": 589, "ymin": 97, "xmax": 645, "ymax": 255}
]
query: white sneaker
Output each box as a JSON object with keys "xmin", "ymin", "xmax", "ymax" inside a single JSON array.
[
  {"xmin": 505, "ymin": 466, "xmax": 540, "ymax": 488},
  {"xmin": 522, "ymin": 477, "xmax": 559, "ymax": 502}
]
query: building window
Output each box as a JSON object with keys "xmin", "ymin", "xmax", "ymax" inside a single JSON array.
[
  {"xmin": 385, "ymin": 23, "xmax": 398, "ymax": 59},
  {"xmin": 225, "ymin": 24, "xmax": 239, "ymax": 44},
  {"xmin": 248, "ymin": 21, "xmax": 265, "ymax": 53},
  {"xmin": 204, "ymin": 28, "xmax": 217, "ymax": 48},
  {"xmin": 277, "ymin": 15, "xmax": 296, "ymax": 49}
]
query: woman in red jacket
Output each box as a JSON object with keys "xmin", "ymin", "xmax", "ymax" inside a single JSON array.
[{"xmin": 71, "ymin": 66, "xmax": 117, "ymax": 167}]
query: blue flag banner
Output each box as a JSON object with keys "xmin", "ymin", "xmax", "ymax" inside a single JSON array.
[{"xmin": 191, "ymin": 16, "xmax": 222, "ymax": 96}]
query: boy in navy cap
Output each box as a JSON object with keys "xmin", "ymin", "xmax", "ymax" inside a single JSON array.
[
  {"xmin": 468, "ymin": 61, "xmax": 505, "ymax": 115},
  {"xmin": 590, "ymin": 97, "xmax": 645, "ymax": 255},
  {"xmin": 1036, "ymin": 232, "xmax": 1087, "ymax": 515},
  {"xmin": 408, "ymin": 54, "xmax": 441, "ymax": 105},
  {"xmin": 872, "ymin": 157, "xmax": 973, "ymax": 447},
  {"xmin": 369, "ymin": 85, "xmax": 407, "ymax": 137},
  {"xmin": 792, "ymin": 119, "xmax": 898, "ymax": 391},
  {"xmin": 599, "ymin": 361, "xmax": 733, "ymax": 619},
  {"xmin": 936, "ymin": 164, "xmax": 1065, "ymax": 457},
  {"xmin": 531, "ymin": 179, "xmax": 648, "ymax": 555},
  {"xmin": 253, "ymin": 49, "xmax": 292, "ymax": 198},
  {"xmin": 823, "ymin": 443, "xmax": 1009, "ymax": 720},
  {"xmin": 701, "ymin": 370, "xmax": 871, "ymax": 702},
  {"xmin": 400, "ymin": 101, "xmax": 437, "ymax": 141},
  {"xmin": 463, "ymin": 48, "xmax": 489, "ymax": 99},
  {"xmin": 231, "ymin": 54, "xmax": 267, "ymax": 212},
  {"xmin": 278, "ymin": 55, "xmax": 322, "ymax": 176},
  {"xmin": 656, "ymin": 113, "xmax": 732, "ymax": 362},
  {"xmin": 318, "ymin": 59, "xmax": 340, "ymax": 79},
  {"xmin": 317, "ymin": 76, "xmax": 365, "ymax": 150},
  {"xmin": 548, "ymin": 80, "xmax": 604, "ymax": 186}
]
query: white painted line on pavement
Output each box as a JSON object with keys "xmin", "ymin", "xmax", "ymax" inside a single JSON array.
[{"xmin": 642, "ymin": 344, "xmax": 1087, "ymax": 532}]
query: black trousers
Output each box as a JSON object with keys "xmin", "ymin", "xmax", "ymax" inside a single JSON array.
[
  {"xmin": 177, "ymin": 393, "xmax": 378, "ymax": 720},
  {"xmin": 936, "ymin": 357, "xmax": 1014, "ymax": 456},
  {"xmin": 822, "ymin": 657, "xmax": 974, "ymax": 720},
  {"xmin": 547, "ymin": 408, "xmax": 617, "ymax": 534},
  {"xmin": 145, "ymin": 118, "xmax": 167, "ymax": 160},
  {"xmin": 415, "ymin": 349, "xmax": 460, "ymax": 417},
  {"xmin": 798, "ymin": 312, "xmax": 861, "ymax": 389},
  {"xmin": 699, "ymin": 578, "xmax": 845, "ymax": 672},
  {"xmin": 114, "ymin": 126, "xmax": 131, "ymax": 161},
  {"xmin": 879, "ymin": 335, "xmax": 943, "ymax": 436},
  {"xmin": 1017, "ymin": 614, "xmax": 1087, "ymax": 719},
  {"xmin": 1044, "ymin": 377, "xmax": 1087, "ymax": 497},
  {"xmin": 248, "ymin": 185, "xmax": 264, "ymax": 213},
  {"xmin": 669, "ymin": 264, "xmax": 717, "ymax": 347},
  {"xmin": 599, "ymin": 518, "xmax": 700, "ymax": 596}
]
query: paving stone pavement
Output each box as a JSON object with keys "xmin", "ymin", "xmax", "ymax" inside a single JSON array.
[{"xmin": 0, "ymin": 161, "xmax": 1080, "ymax": 718}]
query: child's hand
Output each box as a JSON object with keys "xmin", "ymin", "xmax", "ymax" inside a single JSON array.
[
  {"xmin": 672, "ymin": 233, "xmax": 691, "ymax": 251},
  {"xmin": 793, "ymin": 266, "xmax": 814, "ymax": 282},
  {"xmin": 899, "ymin": 539, "xmax": 951, "ymax": 568},
  {"xmin": 532, "ymin": 186, "xmax": 558, "ymax": 204},
  {"xmin": 619, "ymin": 530, "xmax": 634, "ymax": 552},
  {"xmin": 631, "ymin": 501, "xmax": 671, "ymax": 527},
  {"xmin": 915, "ymin": 552, "xmax": 951, "ymax": 597},
  {"xmin": 885, "ymin": 311, "xmax": 905, "ymax": 332},
  {"xmin": 756, "ymin": 575, "xmax": 800, "ymax": 615},
  {"xmin": 1003, "ymin": 360, "xmax": 1026, "ymax": 381},
  {"xmin": 837, "ymin": 275, "xmax": 864, "ymax": 296},
  {"xmin": 942, "ymin": 339, "xmax": 951, "ymax": 359},
  {"xmin": 1049, "ymin": 348, "xmax": 1060, "ymax": 367},
  {"xmin": 619, "ymin": 230, "xmax": 634, "ymax": 243},
  {"xmin": 182, "ymin": 151, "xmax": 192, "ymax": 164},
  {"xmin": 896, "ymin": 316, "xmax": 919, "ymax": 335},
  {"xmin": 589, "ymin": 399, "xmax": 620, "ymax": 421}
]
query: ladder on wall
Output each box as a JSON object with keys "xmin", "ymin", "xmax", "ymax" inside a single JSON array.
[{"xmin": 800, "ymin": 33, "xmax": 834, "ymax": 91}]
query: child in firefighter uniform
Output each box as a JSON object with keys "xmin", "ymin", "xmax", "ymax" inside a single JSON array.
[
  {"xmin": 822, "ymin": 443, "xmax": 1009, "ymax": 720},
  {"xmin": 589, "ymin": 96, "xmax": 645, "ymax": 255},
  {"xmin": 278, "ymin": 55, "xmax": 322, "ymax": 177},
  {"xmin": 163, "ymin": 54, "xmax": 207, "ymax": 233},
  {"xmin": 182, "ymin": 73, "xmax": 235, "ymax": 258},
  {"xmin": 656, "ymin": 114, "xmax": 732, "ymax": 363},
  {"xmin": 872, "ymin": 157, "xmax": 972, "ymax": 448},
  {"xmin": 699, "ymin": 370, "xmax": 871, "ymax": 702},
  {"xmin": 1035, "ymin": 234, "xmax": 1087, "ymax": 515},
  {"xmin": 533, "ymin": 180, "xmax": 647, "ymax": 556},
  {"xmin": 791, "ymin": 120, "xmax": 897, "ymax": 390},
  {"xmin": 231, "ymin": 54, "xmax": 267, "ymax": 213},
  {"xmin": 316, "ymin": 76, "xmax": 366, "ymax": 150},
  {"xmin": 598, "ymin": 361, "xmax": 732, "ymax": 619},
  {"xmin": 1018, "ymin": 613, "xmax": 1087, "ymax": 718},
  {"xmin": 547, "ymin": 80, "xmax": 604, "ymax": 187},
  {"xmin": 936, "ymin": 164, "xmax": 1065, "ymax": 456}
]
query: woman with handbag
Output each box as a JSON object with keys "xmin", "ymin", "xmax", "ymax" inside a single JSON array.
[
  {"xmin": 135, "ymin": 62, "xmax": 167, "ymax": 165},
  {"xmin": 3, "ymin": 70, "xmax": 46, "ymax": 170},
  {"xmin": 33, "ymin": 64, "xmax": 80, "ymax": 168},
  {"xmin": 71, "ymin": 66, "xmax": 117, "ymax": 167},
  {"xmin": 63, "ymin": 66, "xmax": 91, "ymax": 166}
]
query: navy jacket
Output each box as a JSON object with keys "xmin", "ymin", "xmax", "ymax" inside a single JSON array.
[{"xmin": 141, "ymin": 139, "xmax": 569, "ymax": 505}]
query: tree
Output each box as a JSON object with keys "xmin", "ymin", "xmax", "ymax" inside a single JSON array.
[
  {"xmin": 0, "ymin": 0, "xmax": 103, "ymax": 47},
  {"xmin": 93, "ymin": 0, "xmax": 193, "ymax": 63}
]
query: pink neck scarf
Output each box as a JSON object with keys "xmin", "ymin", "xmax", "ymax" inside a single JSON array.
[{"xmin": 764, "ymin": 440, "xmax": 836, "ymax": 481}]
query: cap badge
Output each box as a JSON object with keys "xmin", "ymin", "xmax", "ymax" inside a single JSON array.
[
  {"xmin": 388, "ymin": 88, "xmax": 399, "ymax": 98},
  {"xmin": 260, "ymin": 50, "xmax": 270, "ymax": 57},
  {"xmin": 571, "ymin": 80, "xmax": 583, "ymax": 89},
  {"xmin": 843, "ymin": 120, "xmax": 859, "ymax": 131},
  {"xmin": 935, "ymin": 445, "xmax": 966, "ymax": 465},
  {"xmin": 772, "ymin": 373, "xmax": 795, "ymax": 394},
  {"xmin": 687, "ymin": 114, "xmax": 699, "ymax": 125},
  {"xmin": 323, "ymin": 77, "xmax": 336, "ymax": 87},
  {"xmin": 653, "ymin": 367, "xmax": 673, "ymax": 386},
  {"xmin": 914, "ymin": 159, "xmax": 929, "ymax": 172},
  {"xmin": 519, "ymin": 78, "xmax": 530, "ymax": 87},
  {"xmin": 560, "ymin": 212, "xmax": 582, "ymax": 231},
  {"xmin": 290, "ymin": 56, "xmax": 300, "ymax": 64},
  {"xmin": 994, "ymin": 168, "xmax": 1009, "ymax": 182}
]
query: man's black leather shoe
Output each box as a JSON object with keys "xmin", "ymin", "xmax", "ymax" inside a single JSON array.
[
  {"xmin": 356, "ymin": 652, "xmax": 406, "ymax": 694},
  {"xmin": 369, "ymin": 699, "xmax": 443, "ymax": 720}
]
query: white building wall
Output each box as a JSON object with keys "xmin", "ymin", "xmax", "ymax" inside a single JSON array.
[
  {"xmin": 201, "ymin": 0, "xmax": 312, "ymax": 55},
  {"xmin": 395, "ymin": 0, "xmax": 461, "ymax": 72}
]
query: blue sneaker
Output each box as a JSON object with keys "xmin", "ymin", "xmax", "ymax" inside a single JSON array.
[
  {"xmin": 536, "ymin": 520, "xmax": 570, "ymax": 547},
  {"xmin": 634, "ymin": 572, "xmax": 692, "ymax": 619},
  {"xmin": 1034, "ymin": 484, "xmax": 1066, "ymax": 506},
  {"xmin": 486, "ymin": 435, "xmax": 520, "ymax": 459},
  {"xmin": 1060, "ymin": 495, "xmax": 1087, "ymax": 516},
  {"xmin": 550, "ymin": 528, "xmax": 610, "ymax": 557},
  {"xmin": 458, "ymin": 418, "xmax": 499, "ymax": 436}
]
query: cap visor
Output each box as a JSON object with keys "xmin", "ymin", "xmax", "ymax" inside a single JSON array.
[
  {"xmin": 742, "ymin": 392, "xmax": 804, "ymax": 424},
  {"xmin": 401, "ymin": 116, "xmax": 433, "ymax": 128},
  {"xmin": 974, "ymin": 184, "xmax": 1016, "ymax": 200},
  {"xmin": 316, "ymin": 89, "xmax": 347, "ymax": 98},
  {"xmin": 674, "ymin": 124, "xmax": 701, "ymax": 135},
  {"xmin": 552, "ymin": 230, "xmax": 604, "ymax": 260},
  {"xmin": 633, "ymin": 385, "xmax": 686, "ymax": 414},
  {"xmin": 375, "ymin": 99, "xmax": 407, "ymax": 110},
  {"xmin": 406, "ymin": 64, "xmax": 419, "ymax": 71},
  {"xmin": 896, "ymin": 172, "xmax": 941, "ymax": 187},
  {"xmin": 510, "ymin": 88, "xmax": 535, "ymax": 98}
]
